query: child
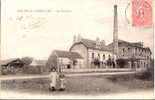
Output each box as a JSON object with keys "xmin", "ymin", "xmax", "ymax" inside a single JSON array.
[
  {"xmin": 59, "ymin": 73, "xmax": 66, "ymax": 91},
  {"xmin": 49, "ymin": 68, "xmax": 58, "ymax": 91}
]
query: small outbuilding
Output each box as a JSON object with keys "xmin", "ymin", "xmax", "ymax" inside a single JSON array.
[
  {"xmin": 46, "ymin": 50, "xmax": 83, "ymax": 72},
  {"xmin": 0, "ymin": 58, "xmax": 25, "ymax": 75}
]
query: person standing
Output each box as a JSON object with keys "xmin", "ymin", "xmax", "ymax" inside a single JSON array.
[
  {"xmin": 59, "ymin": 73, "xmax": 66, "ymax": 91},
  {"xmin": 49, "ymin": 68, "xmax": 58, "ymax": 91}
]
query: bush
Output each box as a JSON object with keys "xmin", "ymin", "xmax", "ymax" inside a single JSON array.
[
  {"xmin": 135, "ymin": 67, "xmax": 154, "ymax": 81},
  {"xmin": 22, "ymin": 65, "xmax": 42, "ymax": 74},
  {"xmin": 1, "ymin": 65, "xmax": 43, "ymax": 75},
  {"xmin": 21, "ymin": 57, "xmax": 33, "ymax": 65},
  {"xmin": 1, "ymin": 67, "xmax": 23, "ymax": 75}
]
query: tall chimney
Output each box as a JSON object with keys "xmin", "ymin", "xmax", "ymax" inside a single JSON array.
[{"xmin": 113, "ymin": 5, "xmax": 119, "ymax": 59}]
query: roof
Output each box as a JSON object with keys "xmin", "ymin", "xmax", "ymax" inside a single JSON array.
[
  {"xmin": 117, "ymin": 40, "xmax": 143, "ymax": 47},
  {"xmin": 54, "ymin": 50, "xmax": 83, "ymax": 60},
  {"xmin": 0, "ymin": 58, "xmax": 24, "ymax": 66},
  {"xmin": 70, "ymin": 38, "xmax": 112, "ymax": 52},
  {"xmin": 107, "ymin": 39, "xmax": 151, "ymax": 52}
]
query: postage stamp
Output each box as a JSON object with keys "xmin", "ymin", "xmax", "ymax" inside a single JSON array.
[{"xmin": 132, "ymin": 0, "xmax": 153, "ymax": 27}]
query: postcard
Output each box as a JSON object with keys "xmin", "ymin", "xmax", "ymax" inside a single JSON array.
[{"xmin": 0, "ymin": 0, "xmax": 154, "ymax": 99}]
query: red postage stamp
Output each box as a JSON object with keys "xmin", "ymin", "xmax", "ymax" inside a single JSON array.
[{"xmin": 132, "ymin": 0, "xmax": 152, "ymax": 27}]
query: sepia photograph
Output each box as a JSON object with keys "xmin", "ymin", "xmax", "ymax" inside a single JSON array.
[{"xmin": 0, "ymin": 0, "xmax": 154, "ymax": 99}]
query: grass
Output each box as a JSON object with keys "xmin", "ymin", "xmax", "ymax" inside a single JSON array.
[
  {"xmin": 106, "ymin": 74, "xmax": 154, "ymax": 90},
  {"xmin": 1, "ymin": 74, "xmax": 153, "ymax": 95}
]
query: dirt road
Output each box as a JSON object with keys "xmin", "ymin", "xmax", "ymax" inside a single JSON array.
[{"xmin": 0, "ymin": 71, "xmax": 137, "ymax": 81}]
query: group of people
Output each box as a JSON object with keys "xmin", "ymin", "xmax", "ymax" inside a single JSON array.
[{"xmin": 49, "ymin": 68, "xmax": 66, "ymax": 91}]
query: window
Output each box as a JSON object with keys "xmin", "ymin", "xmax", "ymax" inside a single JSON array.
[
  {"xmin": 73, "ymin": 60, "xmax": 77, "ymax": 65},
  {"xmin": 122, "ymin": 48, "xmax": 125, "ymax": 56},
  {"xmin": 122, "ymin": 48, "xmax": 125, "ymax": 52},
  {"xmin": 144, "ymin": 62, "xmax": 145, "ymax": 68},
  {"xmin": 92, "ymin": 53, "xmax": 94, "ymax": 59},
  {"xmin": 67, "ymin": 64, "xmax": 71, "ymax": 69},
  {"xmin": 98, "ymin": 53, "xmax": 100, "ymax": 59},
  {"xmin": 108, "ymin": 55, "xmax": 111, "ymax": 59},
  {"xmin": 135, "ymin": 48, "xmax": 137, "ymax": 54},
  {"xmin": 103, "ymin": 54, "xmax": 105, "ymax": 60}
]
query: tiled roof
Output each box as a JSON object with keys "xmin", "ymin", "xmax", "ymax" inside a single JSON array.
[
  {"xmin": 71, "ymin": 38, "xmax": 112, "ymax": 52},
  {"xmin": 54, "ymin": 50, "xmax": 83, "ymax": 60},
  {"xmin": 117, "ymin": 40, "xmax": 143, "ymax": 47},
  {"xmin": 107, "ymin": 40, "xmax": 151, "ymax": 52}
]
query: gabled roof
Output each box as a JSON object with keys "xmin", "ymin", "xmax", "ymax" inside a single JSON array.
[
  {"xmin": 70, "ymin": 38, "xmax": 112, "ymax": 52},
  {"xmin": 54, "ymin": 50, "xmax": 83, "ymax": 60}
]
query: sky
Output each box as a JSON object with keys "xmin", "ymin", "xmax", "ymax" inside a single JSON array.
[{"xmin": 1, "ymin": 0, "xmax": 154, "ymax": 60}]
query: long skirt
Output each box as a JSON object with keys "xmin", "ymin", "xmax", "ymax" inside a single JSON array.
[{"xmin": 50, "ymin": 78, "xmax": 60, "ymax": 89}]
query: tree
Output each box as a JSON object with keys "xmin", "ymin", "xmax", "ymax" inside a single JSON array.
[
  {"xmin": 21, "ymin": 57, "xmax": 33, "ymax": 65},
  {"xmin": 116, "ymin": 59, "xmax": 128, "ymax": 68},
  {"xmin": 94, "ymin": 58, "xmax": 100, "ymax": 68},
  {"xmin": 107, "ymin": 58, "xmax": 112, "ymax": 66}
]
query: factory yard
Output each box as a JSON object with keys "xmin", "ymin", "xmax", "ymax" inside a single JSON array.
[{"xmin": 0, "ymin": 72, "xmax": 154, "ymax": 99}]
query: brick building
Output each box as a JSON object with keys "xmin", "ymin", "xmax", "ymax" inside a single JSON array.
[
  {"xmin": 69, "ymin": 36, "xmax": 152, "ymax": 70},
  {"xmin": 107, "ymin": 40, "xmax": 152, "ymax": 70},
  {"xmin": 70, "ymin": 35, "xmax": 115, "ymax": 69}
]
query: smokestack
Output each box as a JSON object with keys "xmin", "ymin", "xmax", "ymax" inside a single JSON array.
[{"xmin": 113, "ymin": 5, "xmax": 119, "ymax": 59}]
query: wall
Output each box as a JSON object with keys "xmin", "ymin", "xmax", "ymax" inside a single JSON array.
[
  {"xmin": 70, "ymin": 43, "xmax": 88, "ymax": 68},
  {"xmin": 118, "ymin": 43, "xmax": 151, "ymax": 69},
  {"xmin": 88, "ymin": 49, "xmax": 114, "ymax": 62},
  {"xmin": 46, "ymin": 52, "xmax": 58, "ymax": 72},
  {"xmin": 58, "ymin": 57, "xmax": 71, "ymax": 69},
  {"xmin": 58, "ymin": 57, "xmax": 84, "ymax": 69}
]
